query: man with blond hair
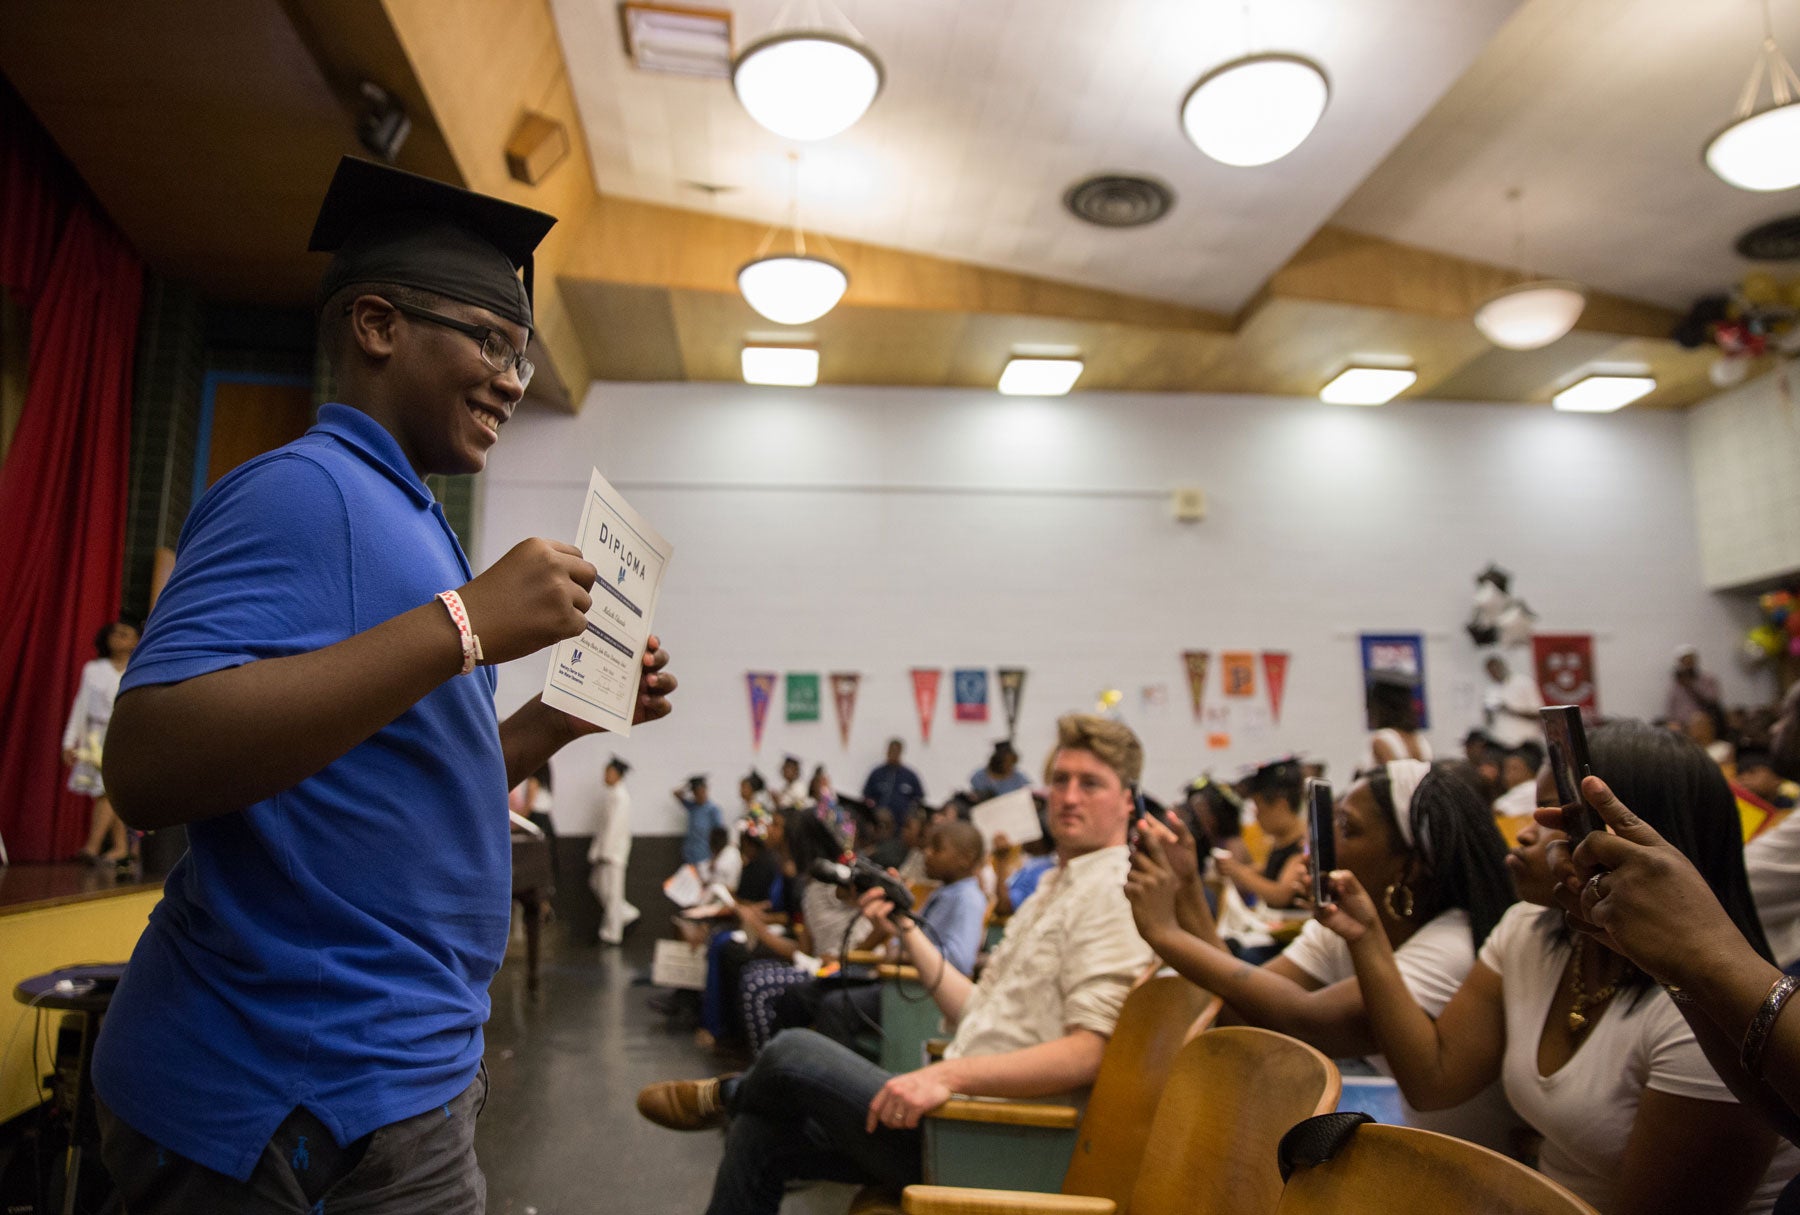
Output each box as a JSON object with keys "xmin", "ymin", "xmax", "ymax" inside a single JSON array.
[{"xmin": 636, "ymin": 714, "xmax": 1155, "ymax": 1214}]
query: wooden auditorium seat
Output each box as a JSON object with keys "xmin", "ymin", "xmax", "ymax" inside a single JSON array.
[
  {"xmin": 871, "ymin": 975, "xmax": 1222, "ymax": 1209},
  {"xmin": 902, "ymin": 1026, "xmax": 1341, "ymax": 1215},
  {"xmin": 1271, "ymin": 1117, "xmax": 1597, "ymax": 1215}
]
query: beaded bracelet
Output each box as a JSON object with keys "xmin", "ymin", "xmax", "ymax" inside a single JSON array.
[
  {"xmin": 437, "ymin": 589, "xmax": 484, "ymax": 676},
  {"xmin": 1740, "ymin": 973, "xmax": 1800, "ymax": 1080}
]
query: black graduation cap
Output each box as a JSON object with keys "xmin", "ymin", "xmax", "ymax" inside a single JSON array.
[
  {"xmin": 307, "ymin": 157, "xmax": 555, "ymax": 331},
  {"xmin": 607, "ymin": 755, "xmax": 631, "ymax": 776},
  {"xmin": 782, "ymin": 754, "xmax": 803, "ymax": 768},
  {"xmin": 687, "ymin": 774, "xmax": 709, "ymax": 790}
]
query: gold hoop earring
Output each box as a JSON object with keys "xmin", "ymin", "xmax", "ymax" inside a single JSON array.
[{"xmin": 1383, "ymin": 881, "xmax": 1415, "ymax": 920}]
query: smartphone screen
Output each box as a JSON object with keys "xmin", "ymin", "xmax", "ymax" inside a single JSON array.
[
  {"xmin": 1306, "ymin": 778, "xmax": 1335, "ymax": 906},
  {"xmin": 1541, "ymin": 705, "xmax": 1600, "ymax": 848}
]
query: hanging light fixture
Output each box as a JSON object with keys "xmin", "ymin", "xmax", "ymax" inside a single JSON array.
[
  {"xmin": 738, "ymin": 153, "xmax": 849, "ymax": 326},
  {"xmin": 1472, "ymin": 190, "xmax": 1587, "ymax": 350},
  {"xmin": 1705, "ymin": 0, "xmax": 1800, "ymax": 191},
  {"xmin": 732, "ymin": 0, "xmax": 883, "ymax": 142},
  {"xmin": 1180, "ymin": 53, "xmax": 1330, "ymax": 167}
]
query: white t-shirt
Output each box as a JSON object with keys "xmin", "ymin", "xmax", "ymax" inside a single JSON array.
[
  {"xmin": 1485, "ymin": 673, "xmax": 1544, "ymax": 749},
  {"xmin": 1478, "ymin": 902, "xmax": 1798, "ymax": 1213},
  {"xmin": 1748, "ymin": 813, "xmax": 1800, "ymax": 969},
  {"xmin": 1492, "ymin": 779, "xmax": 1538, "ymax": 820},
  {"xmin": 1283, "ymin": 910, "xmax": 1521, "ymax": 1154}
]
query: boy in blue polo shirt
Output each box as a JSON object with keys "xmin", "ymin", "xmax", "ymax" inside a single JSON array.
[{"xmin": 90, "ymin": 157, "xmax": 677, "ymax": 1213}]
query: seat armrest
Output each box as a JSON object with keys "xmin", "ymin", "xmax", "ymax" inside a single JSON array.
[
  {"xmin": 925, "ymin": 1038, "xmax": 950, "ymax": 1061},
  {"xmin": 901, "ymin": 1186, "xmax": 1114, "ymax": 1215},
  {"xmin": 846, "ymin": 949, "xmax": 891, "ymax": 966},
  {"xmin": 929, "ymin": 1098, "xmax": 1079, "ymax": 1130},
  {"xmin": 879, "ymin": 963, "xmax": 921, "ymax": 982}
]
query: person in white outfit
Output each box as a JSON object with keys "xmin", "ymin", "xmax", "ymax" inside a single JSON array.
[
  {"xmin": 61, "ymin": 619, "xmax": 139, "ymax": 863},
  {"xmin": 590, "ymin": 756, "xmax": 639, "ymax": 945}
]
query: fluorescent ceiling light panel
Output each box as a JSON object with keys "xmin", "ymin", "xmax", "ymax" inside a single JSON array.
[
  {"xmin": 997, "ymin": 358, "xmax": 1083, "ymax": 396},
  {"xmin": 1552, "ymin": 375, "xmax": 1656, "ymax": 413},
  {"xmin": 623, "ymin": 4, "xmax": 733, "ymax": 78},
  {"xmin": 741, "ymin": 346, "xmax": 819, "ymax": 387},
  {"xmin": 1319, "ymin": 366, "xmax": 1417, "ymax": 406}
]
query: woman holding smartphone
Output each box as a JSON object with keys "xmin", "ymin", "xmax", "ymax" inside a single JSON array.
[
  {"xmin": 1126, "ymin": 760, "xmax": 1520, "ymax": 1151},
  {"xmin": 1318, "ymin": 722, "xmax": 1795, "ymax": 1214}
]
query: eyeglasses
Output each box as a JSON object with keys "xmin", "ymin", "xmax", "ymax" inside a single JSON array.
[{"xmin": 364, "ymin": 299, "xmax": 535, "ymax": 389}]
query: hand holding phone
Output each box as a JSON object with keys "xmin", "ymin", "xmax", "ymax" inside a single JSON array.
[
  {"xmin": 1306, "ymin": 778, "xmax": 1336, "ymax": 907},
  {"xmin": 1540, "ymin": 705, "xmax": 1601, "ymax": 849}
]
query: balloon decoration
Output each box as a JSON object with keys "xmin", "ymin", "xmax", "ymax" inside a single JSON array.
[
  {"xmin": 1744, "ymin": 590, "xmax": 1800, "ymax": 666},
  {"xmin": 1466, "ymin": 564, "xmax": 1537, "ymax": 649},
  {"xmin": 1672, "ymin": 274, "xmax": 1800, "ymax": 388}
]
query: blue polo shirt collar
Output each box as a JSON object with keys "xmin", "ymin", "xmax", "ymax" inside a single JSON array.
[{"xmin": 312, "ymin": 403, "xmax": 435, "ymax": 508}]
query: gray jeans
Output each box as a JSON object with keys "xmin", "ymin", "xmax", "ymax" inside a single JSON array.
[{"xmin": 96, "ymin": 1067, "xmax": 487, "ymax": 1214}]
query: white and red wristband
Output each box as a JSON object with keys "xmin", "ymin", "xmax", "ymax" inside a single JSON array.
[{"xmin": 437, "ymin": 589, "xmax": 484, "ymax": 675}]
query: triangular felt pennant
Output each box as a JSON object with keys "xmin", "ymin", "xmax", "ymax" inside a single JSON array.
[
  {"xmin": 1262, "ymin": 652, "xmax": 1290, "ymax": 724},
  {"xmin": 830, "ymin": 672, "xmax": 861, "ymax": 747},
  {"xmin": 997, "ymin": 667, "xmax": 1027, "ymax": 738},
  {"xmin": 911, "ymin": 668, "xmax": 942, "ymax": 743},
  {"xmin": 747, "ymin": 672, "xmax": 777, "ymax": 748},
  {"xmin": 1182, "ymin": 651, "xmax": 1210, "ymax": 720}
]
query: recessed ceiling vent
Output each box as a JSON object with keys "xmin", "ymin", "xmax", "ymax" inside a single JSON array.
[
  {"xmin": 1062, "ymin": 174, "xmax": 1174, "ymax": 228},
  {"xmin": 1737, "ymin": 214, "xmax": 1800, "ymax": 261}
]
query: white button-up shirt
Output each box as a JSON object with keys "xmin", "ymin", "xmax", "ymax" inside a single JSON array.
[{"xmin": 946, "ymin": 844, "xmax": 1154, "ymax": 1061}]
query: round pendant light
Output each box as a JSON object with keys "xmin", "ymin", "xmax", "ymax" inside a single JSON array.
[
  {"xmin": 737, "ymin": 254, "xmax": 849, "ymax": 325},
  {"xmin": 1707, "ymin": 101, "xmax": 1800, "ymax": 192},
  {"xmin": 1472, "ymin": 281, "xmax": 1588, "ymax": 351},
  {"xmin": 1706, "ymin": 4, "xmax": 1800, "ymax": 192},
  {"xmin": 1180, "ymin": 54, "xmax": 1329, "ymax": 167},
  {"xmin": 732, "ymin": 31, "xmax": 883, "ymax": 142}
]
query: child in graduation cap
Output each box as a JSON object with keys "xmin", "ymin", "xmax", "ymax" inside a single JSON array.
[{"xmin": 90, "ymin": 158, "xmax": 677, "ymax": 1212}]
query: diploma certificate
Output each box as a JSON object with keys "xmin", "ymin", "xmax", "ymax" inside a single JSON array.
[{"xmin": 541, "ymin": 469, "xmax": 673, "ymax": 735}]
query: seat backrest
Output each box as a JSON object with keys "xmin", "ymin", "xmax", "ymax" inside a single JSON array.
[
  {"xmin": 1128, "ymin": 1027, "xmax": 1341, "ymax": 1215},
  {"xmin": 1060, "ymin": 975, "xmax": 1222, "ymax": 1208},
  {"xmin": 1272, "ymin": 1121, "xmax": 1598, "ymax": 1215}
]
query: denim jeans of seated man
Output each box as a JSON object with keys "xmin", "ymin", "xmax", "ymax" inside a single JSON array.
[{"xmin": 707, "ymin": 1029, "xmax": 922, "ymax": 1215}]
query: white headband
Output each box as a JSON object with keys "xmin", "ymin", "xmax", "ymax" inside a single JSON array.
[{"xmin": 1385, "ymin": 759, "xmax": 1432, "ymax": 859}]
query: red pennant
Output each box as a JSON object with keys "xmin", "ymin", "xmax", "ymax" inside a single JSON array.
[
  {"xmin": 830, "ymin": 672, "xmax": 861, "ymax": 747},
  {"xmin": 1262, "ymin": 652, "xmax": 1290, "ymax": 724},
  {"xmin": 911, "ymin": 668, "xmax": 941, "ymax": 742},
  {"xmin": 747, "ymin": 671, "xmax": 776, "ymax": 748}
]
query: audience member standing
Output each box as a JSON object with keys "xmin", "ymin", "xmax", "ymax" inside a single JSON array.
[
  {"xmin": 61, "ymin": 618, "xmax": 139, "ymax": 863},
  {"xmin": 1482, "ymin": 655, "xmax": 1543, "ymax": 749},
  {"xmin": 862, "ymin": 738, "xmax": 924, "ymax": 823},
  {"xmin": 675, "ymin": 776, "xmax": 724, "ymax": 868},
  {"xmin": 1666, "ymin": 645, "xmax": 1725, "ymax": 735},
  {"xmin": 591, "ymin": 757, "xmax": 638, "ymax": 946},
  {"xmin": 969, "ymin": 739, "xmax": 1028, "ymax": 797},
  {"xmin": 775, "ymin": 754, "xmax": 811, "ymax": 811}
]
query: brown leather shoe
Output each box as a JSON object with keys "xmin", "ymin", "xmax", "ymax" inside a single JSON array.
[{"xmin": 636, "ymin": 1075, "xmax": 733, "ymax": 1130}]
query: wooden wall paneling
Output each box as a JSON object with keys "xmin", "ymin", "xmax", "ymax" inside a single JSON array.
[
  {"xmin": 380, "ymin": 0, "xmax": 601, "ymax": 408},
  {"xmin": 563, "ymin": 280, "xmax": 688, "ymax": 382},
  {"xmin": 204, "ymin": 379, "xmax": 316, "ymax": 488}
]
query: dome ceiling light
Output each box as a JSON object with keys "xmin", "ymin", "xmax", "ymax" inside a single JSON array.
[
  {"xmin": 1180, "ymin": 53, "xmax": 1329, "ymax": 167},
  {"xmin": 737, "ymin": 152, "xmax": 849, "ymax": 326},
  {"xmin": 1473, "ymin": 189, "xmax": 1588, "ymax": 351},
  {"xmin": 1706, "ymin": 0, "xmax": 1800, "ymax": 192},
  {"xmin": 732, "ymin": 0, "xmax": 883, "ymax": 142}
]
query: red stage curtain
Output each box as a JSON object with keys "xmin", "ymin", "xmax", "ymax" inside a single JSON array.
[{"xmin": 0, "ymin": 83, "xmax": 144, "ymax": 862}]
